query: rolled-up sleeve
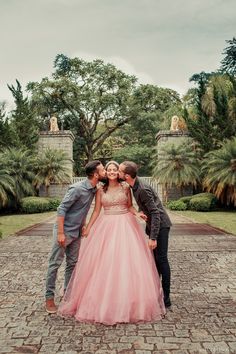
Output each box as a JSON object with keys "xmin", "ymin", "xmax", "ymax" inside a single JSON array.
[
  {"xmin": 139, "ymin": 188, "xmax": 160, "ymax": 240},
  {"xmin": 57, "ymin": 185, "xmax": 81, "ymax": 217}
]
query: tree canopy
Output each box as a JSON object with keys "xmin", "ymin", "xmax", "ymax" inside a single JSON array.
[{"xmin": 27, "ymin": 54, "xmax": 137, "ymax": 163}]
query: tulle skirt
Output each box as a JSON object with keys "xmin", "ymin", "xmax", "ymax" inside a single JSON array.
[{"xmin": 58, "ymin": 211, "xmax": 166, "ymax": 325}]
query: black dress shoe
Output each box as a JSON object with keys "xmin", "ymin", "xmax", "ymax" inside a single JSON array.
[{"xmin": 164, "ymin": 297, "xmax": 172, "ymax": 308}]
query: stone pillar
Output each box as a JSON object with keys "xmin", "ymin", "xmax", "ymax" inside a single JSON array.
[
  {"xmin": 155, "ymin": 130, "xmax": 193, "ymax": 201},
  {"xmin": 38, "ymin": 130, "xmax": 75, "ymax": 198}
]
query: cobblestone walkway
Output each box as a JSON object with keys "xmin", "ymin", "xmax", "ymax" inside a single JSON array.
[{"xmin": 0, "ymin": 212, "xmax": 236, "ymax": 354}]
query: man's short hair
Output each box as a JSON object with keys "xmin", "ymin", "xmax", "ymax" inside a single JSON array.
[
  {"xmin": 122, "ymin": 161, "xmax": 138, "ymax": 178},
  {"xmin": 85, "ymin": 160, "xmax": 101, "ymax": 178}
]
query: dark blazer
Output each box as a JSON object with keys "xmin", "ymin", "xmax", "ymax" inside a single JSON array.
[{"xmin": 132, "ymin": 177, "xmax": 172, "ymax": 240}]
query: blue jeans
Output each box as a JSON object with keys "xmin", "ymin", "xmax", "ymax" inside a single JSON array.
[{"xmin": 45, "ymin": 225, "xmax": 81, "ymax": 299}]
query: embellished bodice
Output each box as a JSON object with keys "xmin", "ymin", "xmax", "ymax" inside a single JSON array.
[{"xmin": 101, "ymin": 184, "xmax": 129, "ymax": 215}]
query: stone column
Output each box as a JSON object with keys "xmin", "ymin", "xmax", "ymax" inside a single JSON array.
[{"xmin": 38, "ymin": 130, "xmax": 75, "ymax": 198}]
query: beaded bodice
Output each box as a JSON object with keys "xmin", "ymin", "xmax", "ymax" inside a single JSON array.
[{"xmin": 101, "ymin": 184, "xmax": 129, "ymax": 215}]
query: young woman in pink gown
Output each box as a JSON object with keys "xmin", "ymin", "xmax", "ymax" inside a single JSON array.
[{"xmin": 58, "ymin": 161, "xmax": 166, "ymax": 325}]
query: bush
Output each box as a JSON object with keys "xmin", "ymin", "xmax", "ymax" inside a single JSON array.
[
  {"xmin": 47, "ymin": 197, "xmax": 61, "ymax": 210},
  {"xmin": 0, "ymin": 230, "xmax": 2, "ymax": 239},
  {"xmin": 189, "ymin": 196, "xmax": 214, "ymax": 211},
  {"xmin": 178, "ymin": 196, "xmax": 193, "ymax": 209},
  {"xmin": 21, "ymin": 197, "xmax": 61, "ymax": 213},
  {"xmin": 190, "ymin": 193, "xmax": 217, "ymax": 211},
  {"xmin": 167, "ymin": 200, "xmax": 187, "ymax": 211}
]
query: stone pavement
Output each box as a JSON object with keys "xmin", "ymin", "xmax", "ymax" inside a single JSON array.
[{"xmin": 0, "ymin": 212, "xmax": 236, "ymax": 354}]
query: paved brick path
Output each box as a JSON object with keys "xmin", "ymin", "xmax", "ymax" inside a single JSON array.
[{"xmin": 0, "ymin": 212, "xmax": 236, "ymax": 354}]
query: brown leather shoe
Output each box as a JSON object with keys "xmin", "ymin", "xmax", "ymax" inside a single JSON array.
[{"xmin": 45, "ymin": 298, "xmax": 57, "ymax": 314}]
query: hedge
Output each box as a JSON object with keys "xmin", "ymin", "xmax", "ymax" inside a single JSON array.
[
  {"xmin": 166, "ymin": 200, "xmax": 187, "ymax": 211},
  {"xmin": 178, "ymin": 196, "xmax": 193, "ymax": 209},
  {"xmin": 21, "ymin": 197, "xmax": 61, "ymax": 214},
  {"xmin": 189, "ymin": 196, "xmax": 212, "ymax": 211},
  {"xmin": 168, "ymin": 193, "xmax": 217, "ymax": 212},
  {"xmin": 189, "ymin": 193, "xmax": 217, "ymax": 211}
]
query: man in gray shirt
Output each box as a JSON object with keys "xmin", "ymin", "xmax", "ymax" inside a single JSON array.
[
  {"xmin": 119, "ymin": 161, "xmax": 172, "ymax": 308},
  {"xmin": 45, "ymin": 160, "xmax": 106, "ymax": 314}
]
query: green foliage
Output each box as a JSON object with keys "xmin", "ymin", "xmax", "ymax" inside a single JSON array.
[
  {"xmin": 178, "ymin": 195, "xmax": 193, "ymax": 209},
  {"xmin": 202, "ymin": 137, "xmax": 236, "ymax": 206},
  {"xmin": 189, "ymin": 196, "xmax": 214, "ymax": 211},
  {"xmin": 0, "ymin": 102, "xmax": 15, "ymax": 149},
  {"xmin": 0, "ymin": 230, "xmax": 2, "ymax": 239},
  {"xmin": 133, "ymin": 84, "xmax": 181, "ymax": 113},
  {"xmin": 113, "ymin": 144, "xmax": 153, "ymax": 175},
  {"xmin": 21, "ymin": 196, "xmax": 60, "ymax": 213},
  {"xmin": 153, "ymin": 142, "xmax": 200, "ymax": 199},
  {"xmin": 166, "ymin": 200, "xmax": 187, "ymax": 211},
  {"xmin": 221, "ymin": 37, "xmax": 236, "ymax": 75},
  {"xmin": 169, "ymin": 192, "xmax": 217, "ymax": 211},
  {"xmin": 27, "ymin": 55, "xmax": 137, "ymax": 168},
  {"xmin": 1, "ymin": 148, "xmax": 35, "ymax": 206},
  {"xmin": 0, "ymin": 160, "xmax": 15, "ymax": 207},
  {"xmin": 33, "ymin": 148, "xmax": 71, "ymax": 196},
  {"xmin": 184, "ymin": 72, "xmax": 236, "ymax": 155},
  {"xmin": 0, "ymin": 148, "xmax": 34, "ymax": 208},
  {"xmin": 47, "ymin": 197, "xmax": 61, "ymax": 210},
  {"xmin": 111, "ymin": 85, "xmax": 181, "ymax": 175},
  {"xmin": 8, "ymin": 80, "xmax": 39, "ymax": 150}
]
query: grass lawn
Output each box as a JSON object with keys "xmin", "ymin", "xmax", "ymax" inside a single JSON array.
[
  {"xmin": 174, "ymin": 210, "xmax": 236, "ymax": 235},
  {"xmin": 0, "ymin": 211, "xmax": 56, "ymax": 238}
]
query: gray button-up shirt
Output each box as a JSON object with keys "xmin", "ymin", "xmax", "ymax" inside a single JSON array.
[
  {"xmin": 57, "ymin": 179, "xmax": 97, "ymax": 238},
  {"xmin": 132, "ymin": 177, "xmax": 172, "ymax": 240}
]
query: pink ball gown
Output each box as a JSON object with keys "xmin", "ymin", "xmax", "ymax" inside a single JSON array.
[{"xmin": 58, "ymin": 183, "xmax": 166, "ymax": 325}]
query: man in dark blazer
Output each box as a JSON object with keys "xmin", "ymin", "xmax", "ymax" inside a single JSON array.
[{"xmin": 119, "ymin": 161, "xmax": 172, "ymax": 308}]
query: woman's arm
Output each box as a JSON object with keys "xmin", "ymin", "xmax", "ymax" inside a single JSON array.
[
  {"xmin": 127, "ymin": 188, "xmax": 147, "ymax": 221},
  {"xmin": 83, "ymin": 189, "xmax": 102, "ymax": 237}
]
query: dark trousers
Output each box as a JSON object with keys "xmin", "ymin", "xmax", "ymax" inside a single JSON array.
[{"xmin": 153, "ymin": 227, "xmax": 171, "ymax": 301}]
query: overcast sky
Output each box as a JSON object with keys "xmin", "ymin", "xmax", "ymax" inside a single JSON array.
[{"xmin": 1, "ymin": 0, "xmax": 235, "ymax": 109}]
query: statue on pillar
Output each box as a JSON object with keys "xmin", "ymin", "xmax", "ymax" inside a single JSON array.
[
  {"xmin": 49, "ymin": 115, "xmax": 59, "ymax": 132},
  {"xmin": 170, "ymin": 115, "xmax": 179, "ymax": 131}
]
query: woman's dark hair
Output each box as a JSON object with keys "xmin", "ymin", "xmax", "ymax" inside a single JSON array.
[
  {"xmin": 103, "ymin": 161, "xmax": 120, "ymax": 193},
  {"xmin": 122, "ymin": 161, "xmax": 138, "ymax": 178},
  {"xmin": 85, "ymin": 160, "xmax": 102, "ymax": 178}
]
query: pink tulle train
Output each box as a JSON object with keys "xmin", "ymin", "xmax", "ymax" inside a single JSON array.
[{"xmin": 58, "ymin": 212, "xmax": 166, "ymax": 325}]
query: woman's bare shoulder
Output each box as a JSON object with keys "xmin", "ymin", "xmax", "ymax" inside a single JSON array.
[{"xmin": 120, "ymin": 181, "xmax": 130, "ymax": 190}]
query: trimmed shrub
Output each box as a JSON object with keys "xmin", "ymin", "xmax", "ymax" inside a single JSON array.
[
  {"xmin": 47, "ymin": 197, "xmax": 61, "ymax": 210},
  {"xmin": 167, "ymin": 200, "xmax": 187, "ymax": 211},
  {"xmin": 21, "ymin": 197, "xmax": 61, "ymax": 213},
  {"xmin": 21, "ymin": 197, "xmax": 51, "ymax": 213},
  {"xmin": 190, "ymin": 193, "xmax": 217, "ymax": 211},
  {"xmin": 189, "ymin": 196, "xmax": 213, "ymax": 211},
  {"xmin": 178, "ymin": 196, "xmax": 193, "ymax": 209}
]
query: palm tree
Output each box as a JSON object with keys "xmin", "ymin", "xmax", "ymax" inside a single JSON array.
[
  {"xmin": 184, "ymin": 73, "xmax": 236, "ymax": 155},
  {"xmin": 33, "ymin": 148, "xmax": 71, "ymax": 196},
  {"xmin": 0, "ymin": 160, "xmax": 15, "ymax": 207},
  {"xmin": 153, "ymin": 142, "xmax": 200, "ymax": 202},
  {"xmin": 202, "ymin": 137, "xmax": 236, "ymax": 206},
  {"xmin": 1, "ymin": 148, "xmax": 35, "ymax": 205}
]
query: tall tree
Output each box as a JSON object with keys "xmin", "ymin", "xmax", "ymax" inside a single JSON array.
[
  {"xmin": 27, "ymin": 55, "xmax": 137, "ymax": 165},
  {"xmin": 0, "ymin": 102, "xmax": 15, "ymax": 149},
  {"xmin": 221, "ymin": 37, "xmax": 236, "ymax": 75},
  {"xmin": 8, "ymin": 80, "xmax": 39, "ymax": 150},
  {"xmin": 184, "ymin": 72, "xmax": 236, "ymax": 155},
  {"xmin": 112, "ymin": 85, "xmax": 181, "ymax": 175}
]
